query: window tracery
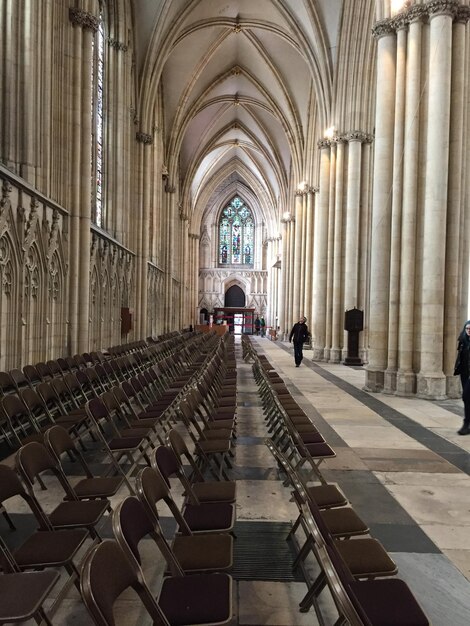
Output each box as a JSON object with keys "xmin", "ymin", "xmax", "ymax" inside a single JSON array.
[{"xmin": 218, "ymin": 197, "xmax": 254, "ymax": 266}]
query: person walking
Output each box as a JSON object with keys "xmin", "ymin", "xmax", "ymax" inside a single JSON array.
[
  {"xmin": 254, "ymin": 316, "xmax": 261, "ymax": 336},
  {"xmin": 260, "ymin": 317, "xmax": 266, "ymax": 337},
  {"xmin": 289, "ymin": 316, "xmax": 309, "ymax": 367},
  {"xmin": 454, "ymin": 320, "xmax": 470, "ymax": 435}
]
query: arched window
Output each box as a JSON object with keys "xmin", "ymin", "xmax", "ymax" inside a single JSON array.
[{"xmin": 219, "ymin": 197, "xmax": 254, "ymax": 266}]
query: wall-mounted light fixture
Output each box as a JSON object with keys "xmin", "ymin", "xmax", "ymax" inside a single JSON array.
[
  {"xmin": 391, "ymin": 0, "xmax": 406, "ymax": 16},
  {"xmin": 324, "ymin": 126, "xmax": 336, "ymax": 140}
]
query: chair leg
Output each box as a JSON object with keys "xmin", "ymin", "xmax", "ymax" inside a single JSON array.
[
  {"xmin": 1, "ymin": 505, "xmax": 16, "ymax": 530},
  {"xmin": 299, "ymin": 572, "xmax": 327, "ymax": 612}
]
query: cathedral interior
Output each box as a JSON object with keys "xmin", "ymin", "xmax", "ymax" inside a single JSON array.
[{"xmin": 1, "ymin": 1, "xmax": 470, "ymax": 624}]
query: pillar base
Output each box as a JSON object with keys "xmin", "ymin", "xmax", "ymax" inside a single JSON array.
[
  {"xmin": 344, "ymin": 356, "xmax": 363, "ymax": 367},
  {"xmin": 364, "ymin": 368, "xmax": 384, "ymax": 392},
  {"xmin": 416, "ymin": 373, "xmax": 447, "ymax": 400},
  {"xmin": 446, "ymin": 375, "xmax": 461, "ymax": 399},
  {"xmin": 329, "ymin": 348, "xmax": 342, "ymax": 363},
  {"xmin": 383, "ymin": 370, "xmax": 397, "ymax": 394},
  {"xmin": 312, "ymin": 347, "xmax": 324, "ymax": 361},
  {"xmin": 396, "ymin": 371, "xmax": 416, "ymax": 396},
  {"xmin": 323, "ymin": 348, "xmax": 330, "ymax": 361}
]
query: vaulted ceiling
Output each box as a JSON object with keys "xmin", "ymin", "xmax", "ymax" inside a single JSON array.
[{"xmin": 133, "ymin": 0, "xmax": 343, "ymax": 235}]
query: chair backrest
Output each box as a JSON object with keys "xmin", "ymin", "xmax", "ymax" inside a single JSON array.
[
  {"xmin": 23, "ymin": 365, "xmax": 42, "ymax": 386},
  {"xmin": 80, "ymin": 539, "xmax": 168, "ymax": 626},
  {"xmin": 168, "ymin": 429, "xmax": 204, "ymax": 482},
  {"xmin": 35, "ymin": 362, "xmax": 53, "ymax": 380},
  {"xmin": 46, "ymin": 359, "xmax": 63, "ymax": 378},
  {"xmin": 153, "ymin": 445, "xmax": 180, "ymax": 487},
  {"xmin": 16, "ymin": 441, "xmax": 73, "ymax": 498},
  {"xmin": 135, "ymin": 466, "xmax": 191, "ymax": 535},
  {"xmin": 0, "ymin": 464, "xmax": 50, "ymax": 529},
  {"xmin": 9, "ymin": 368, "xmax": 32, "ymax": 393},
  {"xmin": 21, "ymin": 387, "xmax": 51, "ymax": 426},
  {"xmin": 112, "ymin": 496, "xmax": 183, "ymax": 577},
  {"xmin": 0, "ymin": 371, "xmax": 16, "ymax": 396},
  {"xmin": 317, "ymin": 543, "xmax": 365, "ymax": 626}
]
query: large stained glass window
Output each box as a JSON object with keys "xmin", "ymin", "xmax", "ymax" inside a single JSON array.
[
  {"xmin": 219, "ymin": 197, "xmax": 254, "ymax": 266},
  {"xmin": 91, "ymin": 3, "xmax": 105, "ymax": 227}
]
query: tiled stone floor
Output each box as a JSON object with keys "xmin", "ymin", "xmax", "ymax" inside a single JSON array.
[{"xmin": 2, "ymin": 335, "xmax": 470, "ymax": 624}]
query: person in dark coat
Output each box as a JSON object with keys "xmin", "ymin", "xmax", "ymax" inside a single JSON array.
[
  {"xmin": 254, "ymin": 317, "xmax": 261, "ymax": 335},
  {"xmin": 454, "ymin": 320, "xmax": 470, "ymax": 435},
  {"xmin": 289, "ymin": 316, "xmax": 309, "ymax": 367}
]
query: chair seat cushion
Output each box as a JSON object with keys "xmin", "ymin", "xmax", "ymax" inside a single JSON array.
[
  {"xmin": 320, "ymin": 508, "xmax": 368, "ymax": 537},
  {"xmin": 171, "ymin": 534, "xmax": 233, "ymax": 571},
  {"xmin": 183, "ymin": 502, "xmax": 234, "ymax": 532},
  {"xmin": 0, "ymin": 570, "xmax": 59, "ymax": 621},
  {"xmin": 73, "ymin": 476, "xmax": 123, "ymax": 498},
  {"xmin": 159, "ymin": 573, "xmax": 232, "ymax": 626},
  {"xmin": 13, "ymin": 529, "xmax": 88, "ymax": 567},
  {"xmin": 192, "ymin": 481, "xmax": 236, "ymax": 503},
  {"xmin": 335, "ymin": 538, "xmax": 397, "ymax": 578},
  {"xmin": 307, "ymin": 484, "xmax": 347, "ymax": 509},
  {"xmin": 349, "ymin": 578, "xmax": 429, "ymax": 625},
  {"xmin": 48, "ymin": 500, "xmax": 109, "ymax": 528}
]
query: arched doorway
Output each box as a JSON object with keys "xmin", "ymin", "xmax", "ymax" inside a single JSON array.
[{"xmin": 224, "ymin": 285, "xmax": 245, "ymax": 307}]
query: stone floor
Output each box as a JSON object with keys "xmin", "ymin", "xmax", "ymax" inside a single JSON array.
[{"xmin": 2, "ymin": 335, "xmax": 470, "ymax": 625}]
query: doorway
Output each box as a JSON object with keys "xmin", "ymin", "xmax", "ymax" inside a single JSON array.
[{"xmin": 234, "ymin": 313, "xmax": 243, "ymax": 335}]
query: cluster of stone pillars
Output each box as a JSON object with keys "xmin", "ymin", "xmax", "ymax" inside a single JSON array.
[{"xmin": 366, "ymin": 0, "xmax": 470, "ymax": 399}]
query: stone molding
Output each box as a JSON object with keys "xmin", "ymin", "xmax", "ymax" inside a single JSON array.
[
  {"xmin": 108, "ymin": 38, "xmax": 128, "ymax": 52},
  {"xmin": 372, "ymin": 0, "xmax": 468, "ymax": 36},
  {"xmin": 317, "ymin": 139, "xmax": 331, "ymax": 149},
  {"xmin": 344, "ymin": 130, "xmax": 374, "ymax": 144},
  {"xmin": 318, "ymin": 132, "xmax": 373, "ymax": 148},
  {"xmin": 135, "ymin": 131, "xmax": 153, "ymax": 145},
  {"xmin": 69, "ymin": 7, "xmax": 99, "ymax": 32}
]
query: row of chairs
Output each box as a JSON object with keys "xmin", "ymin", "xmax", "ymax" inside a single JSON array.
[
  {"xmin": 249, "ymin": 341, "xmax": 430, "ymax": 626},
  {"xmin": 82, "ymin": 436, "xmax": 238, "ymax": 626},
  {"xmin": 0, "ymin": 331, "xmax": 223, "ymax": 458},
  {"xmin": 1, "ymin": 332, "xmax": 239, "ymax": 624}
]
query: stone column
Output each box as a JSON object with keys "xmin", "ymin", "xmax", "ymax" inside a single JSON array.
[
  {"xmin": 292, "ymin": 192, "xmax": 304, "ymax": 319},
  {"xmin": 279, "ymin": 219, "xmax": 288, "ymax": 336},
  {"xmin": 68, "ymin": 6, "xmax": 99, "ymax": 354},
  {"xmin": 287, "ymin": 216, "xmax": 296, "ymax": 333},
  {"xmin": 135, "ymin": 131, "xmax": 153, "ymax": 339},
  {"xmin": 385, "ymin": 21, "xmax": 407, "ymax": 393},
  {"xmin": 397, "ymin": 10, "xmax": 425, "ymax": 395},
  {"xmin": 331, "ymin": 139, "xmax": 345, "ymax": 363},
  {"xmin": 303, "ymin": 189, "xmax": 315, "ymax": 325},
  {"xmin": 365, "ymin": 22, "xmax": 396, "ymax": 391},
  {"xmin": 445, "ymin": 7, "xmax": 469, "ymax": 397},
  {"xmin": 324, "ymin": 143, "xmax": 336, "ymax": 361},
  {"xmin": 417, "ymin": 4, "xmax": 454, "ymax": 399},
  {"xmin": 343, "ymin": 133, "xmax": 365, "ymax": 360},
  {"xmin": 312, "ymin": 141, "xmax": 331, "ymax": 360}
]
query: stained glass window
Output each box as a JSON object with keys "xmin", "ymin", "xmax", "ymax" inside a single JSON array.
[
  {"xmin": 219, "ymin": 197, "xmax": 254, "ymax": 266},
  {"xmin": 91, "ymin": 4, "xmax": 105, "ymax": 227}
]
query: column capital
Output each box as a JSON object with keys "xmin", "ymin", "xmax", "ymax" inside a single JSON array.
[
  {"xmin": 426, "ymin": 0, "xmax": 460, "ymax": 19},
  {"xmin": 135, "ymin": 131, "xmax": 153, "ymax": 145},
  {"xmin": 407, "ymin": 5, "xmax": 429, "ymax": 23},
  {"xmin": 344, "ymin": 130, "xmax": 374, "ymax": 144},
  {"xmin": 454, "ymin": 5, "xmax": 470, "ymax": 23},
  {"xmin": 317, "ymin": 139, "xmax": 331, "ymax": 149},
  {"xmin": 372, "ymin": 18, "xmax": 395, "ymax": 39},
  {"xmin": 69, "ymin": 7, "xmax": 99, "ymax": 32}
]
